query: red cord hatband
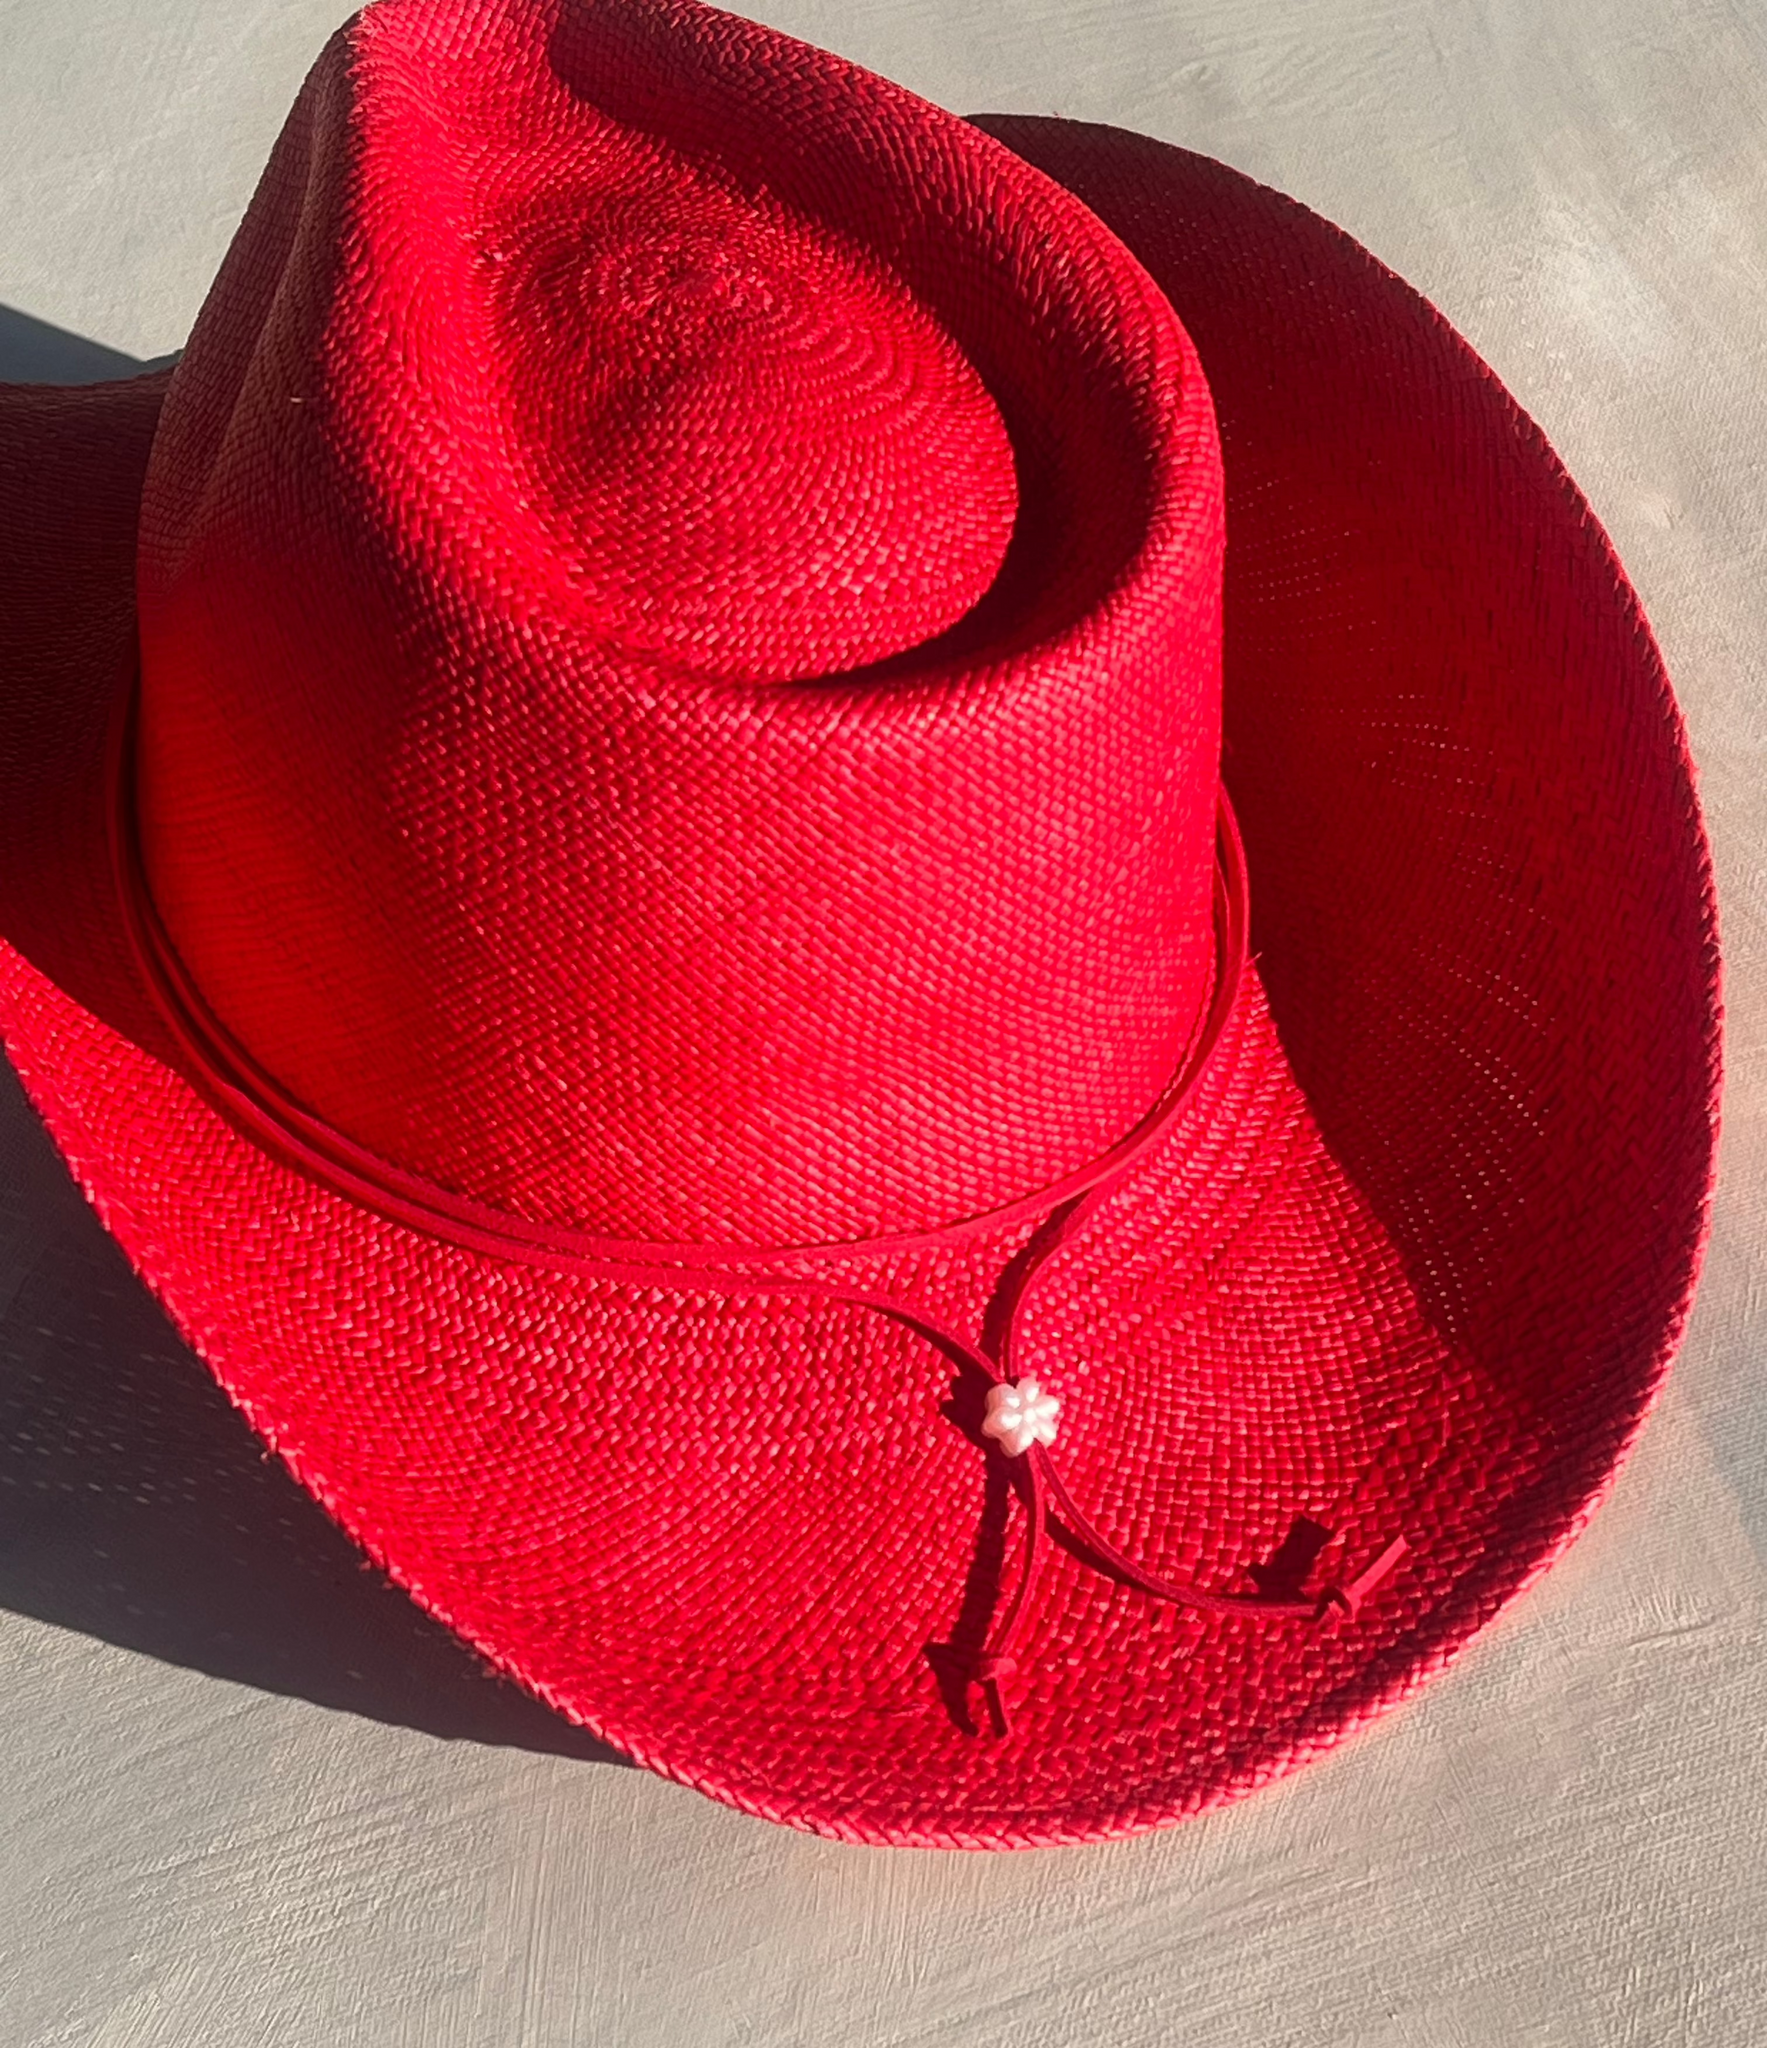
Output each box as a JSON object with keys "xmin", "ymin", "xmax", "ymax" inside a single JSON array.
[{"xmin": 106, "ymin": 680, "xmax": 1407, "ymax": 1736}]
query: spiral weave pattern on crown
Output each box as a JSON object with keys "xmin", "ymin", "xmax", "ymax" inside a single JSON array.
[{"xmin": 132, "ymin": 0, "xmax": 1225, "ymax": 1245}]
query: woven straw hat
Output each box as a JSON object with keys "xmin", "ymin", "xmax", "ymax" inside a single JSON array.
[{"xmin": 0, "ymin": 0, "xmax": 1721, "ymax": 1849}]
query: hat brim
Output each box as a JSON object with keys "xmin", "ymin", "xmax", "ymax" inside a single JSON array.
[{"xmin": 0, "ymin": 126, "xmax": 1719, "ymax": 1849}]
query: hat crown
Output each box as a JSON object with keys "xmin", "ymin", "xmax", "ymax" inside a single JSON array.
[{"xmin": 132, "ymin": 0, "xmax": 1224, "ymax": 1245}]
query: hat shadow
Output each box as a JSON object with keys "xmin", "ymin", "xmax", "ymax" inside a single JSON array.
[
  {"xmin": 0, "ymin": 303, "xmax": 181, "ymax": 385},
  {"xmin": 0, "ymin": 1055, "xmax": 629, "ymax": 1765}
]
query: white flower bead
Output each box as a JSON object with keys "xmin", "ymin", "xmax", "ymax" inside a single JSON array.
[{"xmin": 982, "ymin": 1375, "xmax": 1061, "ymax": 1457}]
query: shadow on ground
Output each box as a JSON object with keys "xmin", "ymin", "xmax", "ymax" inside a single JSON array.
[
  {"xmin": 0, "ymin": 303, "xmax": 182, "ymax": 383},
  {"xmin": 0, "ymin": 1061, "xmax": 628, "ymax": 1765}
]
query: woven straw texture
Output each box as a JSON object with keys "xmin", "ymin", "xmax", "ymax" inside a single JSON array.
[{"xmin": 0, "ymin": 0, "xmax": 1720, "ymax": 1849}]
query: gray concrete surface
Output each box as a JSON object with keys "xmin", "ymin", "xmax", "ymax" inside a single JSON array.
[{"xmin": 2, "ymin": 1, "xmax": 1765, "ymax": 2042}]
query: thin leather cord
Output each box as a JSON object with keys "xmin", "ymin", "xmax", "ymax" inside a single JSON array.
[
  {"xmin": 106, "ymin": 676, "xmax": 1408, "ymax": 1734},
  {"xmin": 106, "ymin": 691, "xmax": 1246, "ymax": 1268}
]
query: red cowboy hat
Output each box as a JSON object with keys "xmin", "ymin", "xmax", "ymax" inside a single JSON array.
[{"xmin": 0, "ymin": 0, "xmax": 1720, "ymax": 1849}]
